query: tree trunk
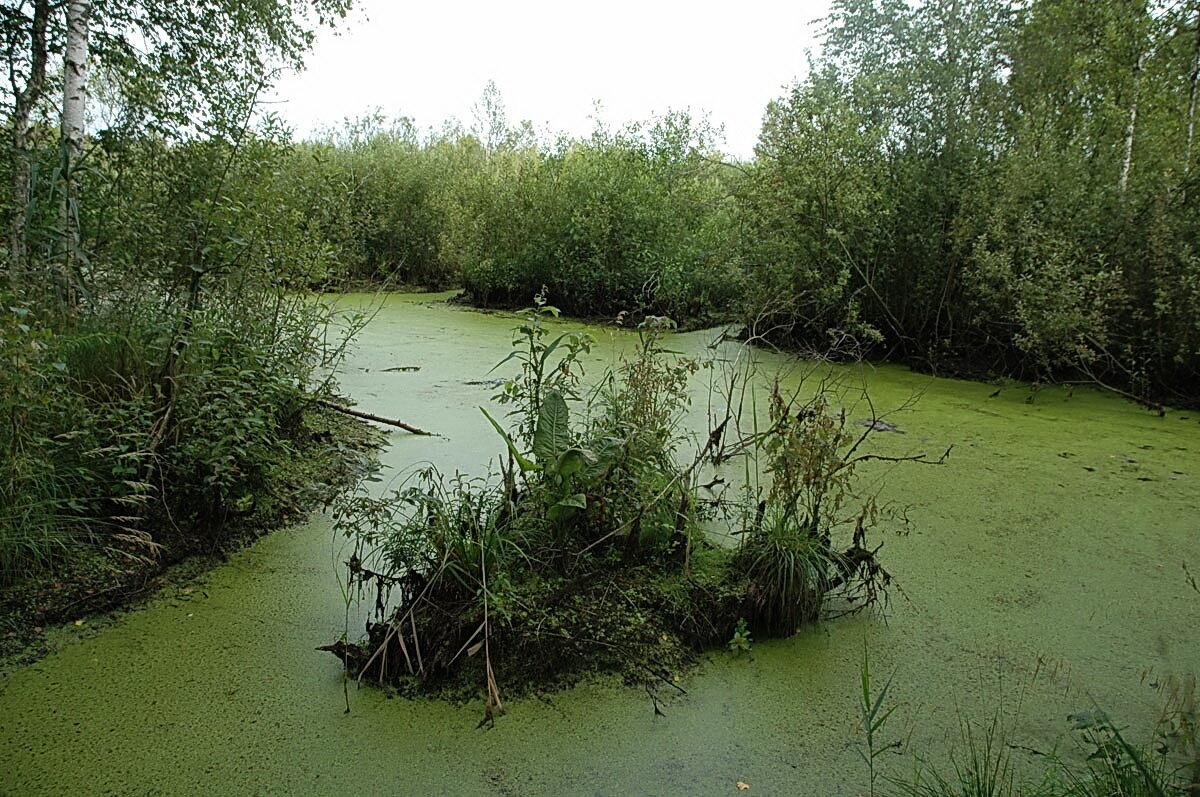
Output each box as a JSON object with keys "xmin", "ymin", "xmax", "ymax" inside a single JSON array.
[
  {"xmin": 61, "ymin": 0, "xmax": 90, "ymax": 179},
  {"xmin": 58, "ymin": 0, "xmax": 91, "ymax": 309},
  {"xmin": 1186, "ymin": 16, "xmax": 1200, "ymax": 178},
  {"xmin": 1118, "ymin": 51, "xmax": 1144, "ymax": 195},
  {"xmin": 7, "ymin": 0, "xmax": 52, "ymax": 290},
  {"xmin": 1119, "ymin": 1, "xmax": 1149, "ymax": 195},
  {"xmin": 943, "ymin": 0, "xmax": 961, "ymax": 153}
]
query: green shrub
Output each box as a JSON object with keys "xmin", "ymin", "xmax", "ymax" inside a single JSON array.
[{"xmin": 327, "ymin": 298, "xmax": 900, "ymax": 708}]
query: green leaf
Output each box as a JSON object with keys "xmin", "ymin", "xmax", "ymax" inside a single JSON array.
[
  {"xmin": 558, "ymin": 492, "xmax": 587, "ymax": 508},
  {"xmin": 480, "ymin": 408, "xmax": 537, "ymax": 472},
  {"xmin": 579, "ymin": 438, "xmax": 619, "ymax": 483},
  {"xmin": 532, "ymin": 389, "xmax": 570, "ymax": 462},
  {"xmin": 532, "ymin": 334, "xmax": 564, "ymax": 375},
  {"xmin": 547, "ymin": 493, "xmax": 587, "ymax": 523},
  {"xmin": 554, "ymin": 448, "xmax": 586, "ymax": 478},
  {"xmin": 486, "ymin": 349, "xmax": 522, "ymax": 374}
]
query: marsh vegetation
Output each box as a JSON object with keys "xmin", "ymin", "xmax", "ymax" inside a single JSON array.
[
  {"xmin": 324, "ymin": 295, "xmax": 935, "ymax": 715},
  {"xmin": 1, "ymin": 0, "xmax": 1198, "ymax": 793}
]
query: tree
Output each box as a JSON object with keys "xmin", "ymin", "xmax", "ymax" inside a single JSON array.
[
  {"xmin": 2, "ymin": 0, "xmax": 52, "ymax": 286},
  {"xmin": 744, "ymin": 0, "xmax": 1018, "ymax": 355},
  {"xmin": 1, "ymin": 0, "xmax": 352, "ymax": 301},
  {"xmin": 57, "ymin": 0, "xmax": 88, "ymax": 306}
]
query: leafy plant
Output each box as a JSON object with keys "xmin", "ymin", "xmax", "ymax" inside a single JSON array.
[
  {"xmin": 728, "ymin": 617, "xmax": 753, "ymax": 655},
  {"xmin": 733, "ymin": 380, "xmax": 907, "ymax": 636},
  {"xmin": 857, "ymin": 645, "xmax": 900, "ymax": 797},
  {"xmin": 490, "ymin": 290, "xmax": 594, "ymax": 441}
]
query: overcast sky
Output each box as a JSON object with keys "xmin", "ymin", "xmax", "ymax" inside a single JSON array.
[{"xmin": 269, "ymin": 0, "xmax": 833, "ymax": 158}]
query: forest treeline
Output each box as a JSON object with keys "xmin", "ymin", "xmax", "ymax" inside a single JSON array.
[
  {"xmin": 281, "ymin": 0, "xmax": 1200, "ymax": 406},
  {"xmin": 3, "ymin": 0, "xmax": 1199, "ymax": 591}
]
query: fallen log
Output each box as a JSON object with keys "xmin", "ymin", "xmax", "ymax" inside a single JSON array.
[{"xmin": 315, "ymin": 398, "xmax": 433, "ymax": 436}]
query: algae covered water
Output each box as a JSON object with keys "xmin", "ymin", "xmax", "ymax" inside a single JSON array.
[{"xmin": 1, "ymin": 294, "xmax": 1197, "ymax": 794}]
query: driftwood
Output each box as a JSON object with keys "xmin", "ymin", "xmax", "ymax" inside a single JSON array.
[{"xmin": 315, "ymin": 398, "xmax": 433, "ymax": 436}]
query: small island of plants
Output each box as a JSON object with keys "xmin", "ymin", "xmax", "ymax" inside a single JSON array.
[{"xmin": 324, "ymin": 295, "xmax": 943, "ymax": 718}]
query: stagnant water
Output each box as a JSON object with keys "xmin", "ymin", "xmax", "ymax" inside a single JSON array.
[{"xmin": 2, "ymin": 293, "xmax": 1197, "ymax": 794}]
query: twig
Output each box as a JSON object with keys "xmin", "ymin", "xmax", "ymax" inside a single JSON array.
[
  {"xmin": 314, "ymin": 398, "xmax": 433, "ymax": 435},
  {"xmin": 847, "ymin": 446, "xmax": 952, "ymax": 468},
  {"xmin": 1185, "ymin": 562, "xmax": 1200, "ymax": 596}
]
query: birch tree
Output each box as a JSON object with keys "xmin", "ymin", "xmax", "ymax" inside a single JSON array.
[
  {"xmin": 1, "ymin": 0, "xmax": 352, "ymax": 300},
  {"xmin": 3, "ymin": 0, "xmax": 52, "ymax": 286},
  {"xmin": 57, "ymin": 0, "xmax": 88, "ymax": 305},
  {"xmin": 1117, "ymin": 1, "xmax": 1150, "ymax": 194}
]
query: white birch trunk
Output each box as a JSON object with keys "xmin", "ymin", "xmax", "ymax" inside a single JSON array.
[
  {"xmin": 62, "ymin": 0, "xmax": 90, "ymax": 163},
  {"xmin": 1118, "ymin": 51, "xmax": 1144, "ymax": 195},
  {"xmin": 58, "ymin": 0, "xmax": 91, "ymax": 306},
  {"xmin": 1186, "ymin": 17, "xmax": 1200, "ymax": 178}
]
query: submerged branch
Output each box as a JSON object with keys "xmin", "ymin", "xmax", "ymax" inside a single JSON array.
[
  {"xmin": 315, "ymin": 398, "xmax": 434, "ymax": 435},
  {"xmin": 845, "ymin": 446, "xmax": 952, "ymax": 469}
]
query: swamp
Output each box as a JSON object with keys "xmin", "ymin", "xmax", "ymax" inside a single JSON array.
[
  {"xmin": 2, "ymin": 293, "xmax": 1198, "ymax": 793},
  {"xmin": 2, "ymin": 0, "xmax": 1200, "ymax": 793}
]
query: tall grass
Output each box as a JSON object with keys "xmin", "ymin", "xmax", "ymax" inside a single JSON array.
[
  {"xmin": 884, "ymin": 694, "xmax": 1198, "ymax": 796},
  {"xmin": 1, "ymin": 121, "xmax": 353, "ymax": 590}
]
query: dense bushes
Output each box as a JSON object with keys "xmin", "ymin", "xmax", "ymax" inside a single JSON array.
[
  {"xmin": 280, "ymin": 118, "xmax": 450, "ymax": 287},
  {"xmin": 278, "ymin": 111, "xmax": 742, "ymax": 321},
  {"xmin": 284, "ymin": 2, "xmax": 1200, "ymax": 406},
  {"xmin": 453, "ymin": 117, "xmax": 738, "ymax": 320},
  {"xmin": 735, "ymin": 0, "xmax": 1200, "ymax": 404},
  {"xmin": 0, "ymin": 122, "xmax": 353, "ymax": 590},
  {"xmin": 280, "ymin": 6, "xmax": 1199, "ymax": 405},
  {"xmin": 1, "ymin": 0, "xmax": 358, "ymax": 593},
  {"xmin": 0, "ymin": 300, "xmax": 153, "ymax": 585}
]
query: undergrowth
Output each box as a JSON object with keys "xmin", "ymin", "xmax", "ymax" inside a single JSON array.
[
  {"xmin": 856, "ymin": 650, "xmax": 1199, "ymax": 796},
  {"xmin": 325, "ymin": 293, "xmax": 943, "ymax": 717},
  {"xmin": 0, "ymin": 404, "xmax": 384, "ymax": 663},
  {"xmin": 886, "ymin": 696, "xmax": 1199, "ymax": 796}
]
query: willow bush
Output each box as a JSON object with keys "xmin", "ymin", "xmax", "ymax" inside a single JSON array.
[{"xmin": 278, "ymin": 110, "xmax": 741, "ymax": 321}]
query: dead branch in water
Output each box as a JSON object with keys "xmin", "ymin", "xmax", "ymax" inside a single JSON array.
[{"xmin": 315, "ymin": 398, "xmax": 433, "ymax": 436}]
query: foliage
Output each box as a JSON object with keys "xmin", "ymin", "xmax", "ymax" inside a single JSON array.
[
  {"xmin": 0, "ymin": 299, "xmax": 152, "ymax": 586},
  {"xmin": 454, "ymin": 114, "xmax": 736, "ymax": 321},
  {"xmin": 886, "ymin": 683, "xmax": 1199, "ymax": 796},
  {"xmin": 0, "ymin": 2, "xmax": 362, "ymax": 597},
  {"xmin": 734, "ymin": 380, "xmax": 900, "ymax": 636},
  {"xmin": 735, "ymin": 0, "xmax": 1200, "ymax": 405},
  {"xmin": 489, "ymin": 290, "xmax": 594, "ymax": 442},
  {"xmin": 727, "ymin": 617, "xmax": 752, "ymax": 654},
  {"xmin": 278, "ymin": 116, "xmax": 450, "ymax": 287},
  {"xmin": 1, "ymin": 0, "xmax": 351, "ymax": 138},
  {"xmin": 268, "ymin": 26, "xmax": 1200, "ymax": 404},
  {"xmin": 276, "ymin": 106, "xmax": 742, "ymax": 321},
  {"xmin": 858, "ymin": 646, "xmax": 900, "ymax": 797},
  {"xmin": 0, "ymin": 122, "xmax": 352, "ymax": 588},
  {"xmin": 327, "ymin": 299, "xmax": 902, "ymax": 709}
]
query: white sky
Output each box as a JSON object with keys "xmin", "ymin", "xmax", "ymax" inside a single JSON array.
[{"xmin": 269, "ymin": 0, "xmax": 833, "ymax": 158}]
